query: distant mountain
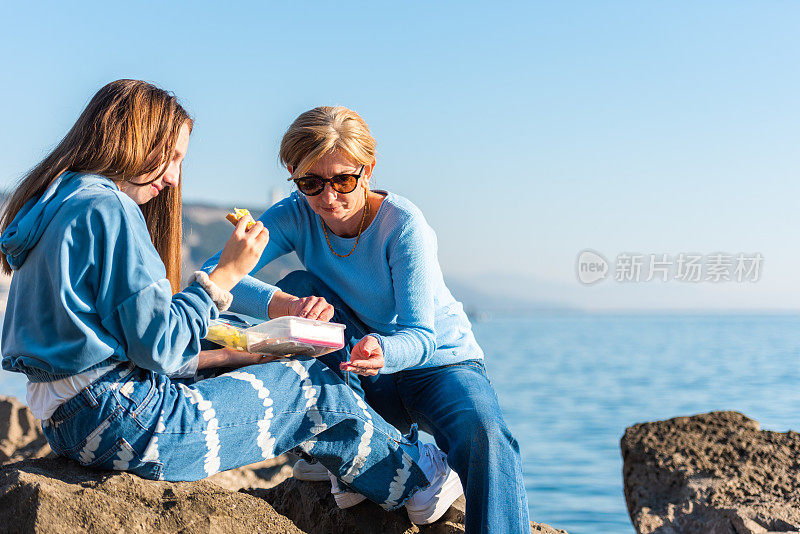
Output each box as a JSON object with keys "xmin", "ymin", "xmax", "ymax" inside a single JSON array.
[{"xmin": 445, "ymin": 275, "xmax": 577, "ymax": 316}]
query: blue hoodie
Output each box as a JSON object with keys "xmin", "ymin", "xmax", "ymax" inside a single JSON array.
[{"xmin": 1, "ymin": 172, "xmax": 217, "ymax": 382}]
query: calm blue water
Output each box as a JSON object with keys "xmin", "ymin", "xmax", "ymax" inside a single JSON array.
[
  {"xmin": 472, "ymin": 313, "xmax": 800, "ymax": 533},
  {"xmin": 2, "ymin": 313, "xmax": 799, "ymax": 533}
]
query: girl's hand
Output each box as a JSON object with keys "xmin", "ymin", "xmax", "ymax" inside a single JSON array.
[
  {"xmin": 341, "ymin": 336, "xmax": 384, "ymax": 376},
  {"xmin": 209, "ymin": 214, "xmax": 269, "ymax": 291},
  {"xmin": 198, "ymin": 347, "xmax": 278, "ymax": 369}
]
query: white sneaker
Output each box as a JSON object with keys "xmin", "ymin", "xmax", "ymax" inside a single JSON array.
[
  {"xmin": 292, "ymin": 458, "xmax": 330, "ymax": 482},
  {"xmin": 405, "ymin": 443, "xmax": 464, "ymax": 525},
  {"xmin": 329, "ymin": 472, "xmax": 367, "ymax": 509}
]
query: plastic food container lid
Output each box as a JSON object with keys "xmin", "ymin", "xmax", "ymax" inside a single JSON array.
[{"xmin": 245, "ymin": 316, "xmax": 345, "ymax": 347}]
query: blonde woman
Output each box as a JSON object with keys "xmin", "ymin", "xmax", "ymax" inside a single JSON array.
[
  {"xmin": 202, "ymin": 106, "xmax": 530, "ymax": 533},
  {"xmin": 1, "ymin": 82, "xmax": 461, "ymax": 524}
]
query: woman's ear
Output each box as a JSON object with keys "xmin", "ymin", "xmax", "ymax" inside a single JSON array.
[{"xmin": 361, "ymin": 166, "xmax": 373, "ymax": 189}]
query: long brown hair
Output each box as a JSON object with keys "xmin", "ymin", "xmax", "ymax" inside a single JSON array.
[{"xmin": 0, "ymin": 79, "xmax": 192, "ymax": 293}]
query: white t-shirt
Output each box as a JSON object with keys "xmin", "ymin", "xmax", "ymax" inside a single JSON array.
[{"xmin": 27, "ymin": 356, "xmax": 198, "ymax": 420}]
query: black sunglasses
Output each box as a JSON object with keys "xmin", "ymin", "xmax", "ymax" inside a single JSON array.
[{"xmin": 293, "ymin": 165, "xmax": 365, "ymax": 196}]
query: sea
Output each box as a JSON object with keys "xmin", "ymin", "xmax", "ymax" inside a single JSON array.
[{"xmin": 1, "ymin": 312, "xmax": 799, "ymax": 533}]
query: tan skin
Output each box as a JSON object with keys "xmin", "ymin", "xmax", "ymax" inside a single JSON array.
[
  {"xmin": 267, "ymin": 150, "xmax": 386, "ymax": 377},
  {"xmin": 119, "ymin": 123, "xmax": 273, "ymax": 369}
]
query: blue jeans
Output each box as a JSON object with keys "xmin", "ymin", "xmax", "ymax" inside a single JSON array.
[
  {"xmin": 278, "ymin": 270, "xmax": 531, "ymax": 534},
  {"xmin": 41, "ymin": 357, "xmax": 429, "ymax": 510}
]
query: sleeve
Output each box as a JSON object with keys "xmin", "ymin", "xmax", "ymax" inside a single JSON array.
[
  {"xmin": 94, "ymin": 196, "xmax": 219, "ymax": 375},
  {"xmin": 200, "ymin": 196, "xmax": 301, "ymax": 319},
  {"xmin": 167, "ymin": 354, "xmax": 199, "ymax": 378},
  {"xmin": 368, "ymin": 217, "xmax": 438, "ymax": 374}
]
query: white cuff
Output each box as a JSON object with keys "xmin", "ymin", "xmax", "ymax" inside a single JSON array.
[
  {"xmin": 168, "ymin": 355, "xmax": 199, "ymax": 378},
  {"xmin": 190, "ymin": 271, "xmax": 233, "ymax": 312}
]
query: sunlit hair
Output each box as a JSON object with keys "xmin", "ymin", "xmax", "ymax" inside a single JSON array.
[
  {"xmin": 280, "ymin": 106, "xmax": 376, "ymax": 180},
  {"xmin": 0, "ymin": 79, "xmax": 192, "ymax": 292}
]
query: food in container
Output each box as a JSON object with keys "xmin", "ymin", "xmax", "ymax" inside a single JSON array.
[{"xmin": 205, "ymin": 315, "xmax": 345, "ymax": 358}]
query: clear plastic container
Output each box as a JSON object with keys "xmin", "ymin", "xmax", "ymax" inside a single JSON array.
[{"xmin": 206, "ymin": 316, "xmax": 345, "ymax": 358}]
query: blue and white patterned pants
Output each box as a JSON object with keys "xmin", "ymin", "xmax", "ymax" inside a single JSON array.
[{"xmin": 41, "ymin": 357, "xmax": 429, "ymax": 509}]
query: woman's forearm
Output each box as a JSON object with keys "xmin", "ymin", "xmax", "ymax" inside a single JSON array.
[
  {"xmin": 371, "ymin": 326, "xmax": 436, "ymax": 374},
  {"xmin": 267, "ymin": 290, "xmax": 296, "ymax": 319}
]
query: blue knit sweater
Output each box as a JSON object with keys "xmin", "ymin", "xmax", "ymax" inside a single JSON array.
[{"xmin": 201, "ymin": 191, "xmax": 483, "ymax": 373}]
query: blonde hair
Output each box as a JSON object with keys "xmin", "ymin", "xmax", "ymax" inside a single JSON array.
[
  {"xmin": 1, "ymin": 79, "xmax": 191, "ymax": 292},
  {"xmin": 279, "ymin": 106, "xmax": 376, "ymax": 179}
]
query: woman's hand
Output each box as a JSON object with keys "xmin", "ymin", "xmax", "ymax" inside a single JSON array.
[
  {"xmin": 209, "ymin": 214, "xmax": 269, "ymax": 292},
  {"xmin": 198, "ymin": 347, "xmax": 278, "ymax": 369},
  {"xmin": 340, "ymin": 335, "xmax": 384, "ymax": 376},
  {"xmin": 268, "ymin": 291, "xmax": 334, "ymax": 321},
  {"xmin": 287, "ymin": 295, "xmax": 334, "ymax": 321}
]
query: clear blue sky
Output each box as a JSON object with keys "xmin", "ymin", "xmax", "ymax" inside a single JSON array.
[{"xmin": 1, "ymin": 2, "xmax": 798, "ymax": 309}]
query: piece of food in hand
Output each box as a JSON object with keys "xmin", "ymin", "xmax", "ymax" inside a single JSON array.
[{"xmin": 226, "ymin": 207, "xmax": 256, "ymax": 229}]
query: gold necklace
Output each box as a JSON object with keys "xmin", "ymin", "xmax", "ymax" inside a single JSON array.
[{"xmin": 322, "ymin": 189, "xmax": 369, "ymax": 258}]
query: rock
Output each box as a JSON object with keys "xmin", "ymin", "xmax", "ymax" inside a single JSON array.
[
  {"xmin": 530, "ymin": 524, "xmax": 568, "ymax": 534},
  {"xmin": 207, "ymin": 455, "xmax": 295, "ymax": 492},
  {"xmin": 252, "ymin": 478, "xmax": 567, "ymax": 534},
  {"xmin": 0, "ymin": 395, "xmax": 52, "ymax": 464},
  {"xmin": 621, "ymin": 411, "xmax": 800, "ymax": 533},
  {"xmin": 0, "ymin": 457, "xmax": 303, "ymax": 533}
]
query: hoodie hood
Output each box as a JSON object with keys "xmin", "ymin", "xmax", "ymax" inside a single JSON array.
[{"xmin": 1, "ymin": 172, "xmax": 119, "ymax": 270}]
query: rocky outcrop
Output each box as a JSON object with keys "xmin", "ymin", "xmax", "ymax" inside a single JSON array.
[
  {"xmin": 0, "ymin": 457, "xmax": 304, "ymax": 533},
  {"xmin": 0, "ymin": 395, "xmax": 53, "ymax": 464},
  {"xmin": 206, "ymin": 456, "xmax": 294, "ymax": 492},
  {"xmin": 621, "ymin": 411, "xmax": 800, "ymax": 533},
  {"xmin": 0, "ymin": 270, "xmax": 11, "ymax": 315},
  {"xmin": 0, "ymin": 396, "xmax": 563, "ymax": 533}
]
